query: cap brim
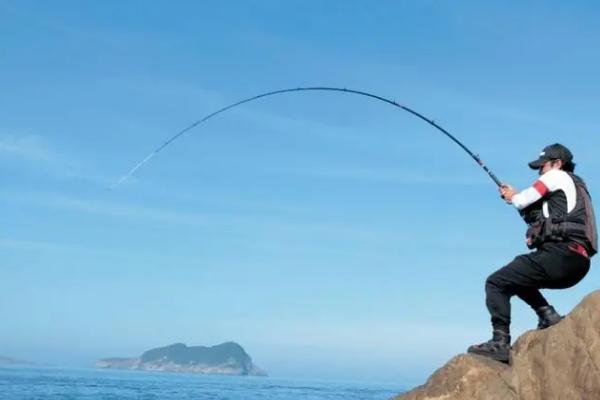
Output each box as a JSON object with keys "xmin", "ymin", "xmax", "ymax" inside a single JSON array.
[{"xmin": 528, "ymin": 157, "xmax": 549, "ymax": 169}]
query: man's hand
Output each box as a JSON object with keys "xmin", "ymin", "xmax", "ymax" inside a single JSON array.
[{"xmin": 500, "ymin": 184, "xmax": 517, "ymax": 204}]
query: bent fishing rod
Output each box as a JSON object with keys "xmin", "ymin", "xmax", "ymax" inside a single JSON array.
[{"xmin": 110, "ymin": 87, "xmax": 502, "ymax": 190}]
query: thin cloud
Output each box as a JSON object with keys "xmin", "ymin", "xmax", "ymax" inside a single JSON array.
[
  {"xmin": 30, "ymin": 194, "xmax": 211, "ymax": 226},
  {"xmin": 0, "ymin": 237, "xmax": 86, "ymax": 254},
  {"xmin": 287, "ymin": 165, "xmax": 486, "ymax": 186},
  {"xmin": 0, "ymin": 133, "xmax": 111, "ymax": 185},
  {"xmin": 0, "ymin": 134, "xmax": 56, "ymax": 162},
  {"xmin": 4, "ymin": 191, "xmax": 411, "ymax": 245}
]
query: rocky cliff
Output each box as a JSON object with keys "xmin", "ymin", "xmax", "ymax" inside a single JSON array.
[
  {"xmin": 96, "ymin": 342, "xmax": 266, "ymax": 376},
  {"xmin": 394, "ymin": 290, "xmax": 600, "ymax": 400}
]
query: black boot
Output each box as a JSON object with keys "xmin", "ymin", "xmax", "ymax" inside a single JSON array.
[
  {"xmin": 467, "ymin": 330, "xmax": 511, "ymax": 363},
  {"xmin": 536, "ymin": 305, "xmax": 563, "ymax": 329}
]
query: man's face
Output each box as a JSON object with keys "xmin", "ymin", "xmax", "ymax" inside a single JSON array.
[{"xmin": 539, "ymin": 160, "xmax": 562, "ymax": 175}]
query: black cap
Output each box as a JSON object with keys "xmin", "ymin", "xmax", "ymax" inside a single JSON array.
[{"xmin": 528, "ymin": 143, "xmax": 573, "ymax": 169}]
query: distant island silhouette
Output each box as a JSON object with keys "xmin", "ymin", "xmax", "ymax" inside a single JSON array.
[
  {"xmin": 0, "ymin": 356, "xmax": 34, "ymax": 366},
  {"xmin": 95, "ymin": 342, "xmax": 266, "ymax": 376}
]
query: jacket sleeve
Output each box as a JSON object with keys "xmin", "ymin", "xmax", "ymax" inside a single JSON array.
[{"xmin": 511, "ymin": 170, "xmax": 563, "ymax": 210}]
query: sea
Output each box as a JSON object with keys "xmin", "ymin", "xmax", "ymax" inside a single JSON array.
[{"xmin": 0, "ymin": 366, "xmax": 409, "ymax": 400}]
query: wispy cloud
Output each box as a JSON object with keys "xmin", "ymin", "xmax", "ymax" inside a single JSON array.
[
  {"xmin": 3, "ymin": 191, "xmax": 411, "ymax": 246},
  {"xmin": 0, "ymin": 237, "xmax": 85, "ymax": 254},
  {"xmin": 0, "ymin": 133, "xmax": 112, "ymax": 185},
  {"xmin": 220, "ymin": 317, "xmax": 485, "ymax": 360},
  {"xmin": 0, "ymin": 134, "xmax": 57, "ymax": 162},
  {"xmin": 287, "ymin": 165, "xmax": 486, "ymax": 186},
  {"xmin": 45, "ymin": 195, "xmax": 211, "ymax": 226}
]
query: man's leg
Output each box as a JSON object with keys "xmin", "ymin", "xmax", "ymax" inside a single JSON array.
[
  {"xmin": 489, "ymin": 249, "xmax": 590, "ymax": 330},
  {"xmin": 521, "ymin": 250, "xmax": 590, "ymax": 329},
  {"xmin": 485, "ymin": 253, "xmax": 549, "ymax": 334},
  {"xmin": 515, "ymin": 288, "xmax": 549, "ymax": 311},
  {"xmin": 468, "ymin": 253, "xmax": 550, "ymax": 362}
]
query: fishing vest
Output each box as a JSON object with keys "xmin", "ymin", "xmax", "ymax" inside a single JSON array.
[{"xmin": 520, "ymin": 173, "xmax": 598, "ymax": 256}]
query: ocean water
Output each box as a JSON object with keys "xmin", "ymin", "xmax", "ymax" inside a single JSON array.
[{"xmin": 0, "ymin": 366, "xmax": 408, "ymax": 400}]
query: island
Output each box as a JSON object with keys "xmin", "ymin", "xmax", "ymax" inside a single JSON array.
[
  {"xmin": 95, "ymin": 342, "xmax": 266, "ymax": 376},
  {"xmin": 0, "ymin": 356, "xmax": 34, "ymax": 365}
]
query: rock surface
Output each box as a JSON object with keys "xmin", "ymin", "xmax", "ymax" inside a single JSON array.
[
  {"xmin": 96, "ymin": 342, "xmax": 266, "ymax": 376},
  {"xmin": 394, "ymin": 290, "xmax": 600, "ymax": 400}
]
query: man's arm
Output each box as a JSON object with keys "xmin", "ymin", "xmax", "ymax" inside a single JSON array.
[
  {"xmin": 500, "ymin": 169, "xmax": 564, "ymax": 209},
  {"xmin": 511, "ymin": 183, "xmax": 548, "ymax": 210}
]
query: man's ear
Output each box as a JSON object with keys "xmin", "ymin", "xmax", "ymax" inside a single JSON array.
[{"xmin": 552, "ymin": 159, "xmax": 564, "ymax": 169}]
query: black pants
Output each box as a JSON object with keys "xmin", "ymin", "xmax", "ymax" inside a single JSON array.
[{"xmin": 485, "ymin": 245, "xmax": 590, "ymax": 333}]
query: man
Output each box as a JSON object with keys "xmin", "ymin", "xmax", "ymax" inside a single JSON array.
[{"xmin": 467, "ymin": 143, "xmax": 597, "ymax": 363}]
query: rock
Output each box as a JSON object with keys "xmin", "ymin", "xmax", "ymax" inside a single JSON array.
[
  {"xmin": 396, "ymin": 354, "xmax": 513, "ymax": 400},
  {"xmin": 394, "ymin": 290, "xmax": 600, "ymax": 400}
]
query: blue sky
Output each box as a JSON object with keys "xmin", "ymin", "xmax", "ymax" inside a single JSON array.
[{"xmin": 2, "ymin": 1, "xmax": 600, "ymax": 383}]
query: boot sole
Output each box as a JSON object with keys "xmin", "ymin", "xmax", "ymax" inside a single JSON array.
[
  {"xmin": 467, "ymin": 348, "xmax": 510, "ymax": 364},
  {"xmin": 537, "ymin": 316, "xmax": 564, "ymax": 330}
]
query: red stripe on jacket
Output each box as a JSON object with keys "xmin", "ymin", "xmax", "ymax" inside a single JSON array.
[{"xmin": 533, "ymin": 180, "xmax": 549, "ymax": 196}]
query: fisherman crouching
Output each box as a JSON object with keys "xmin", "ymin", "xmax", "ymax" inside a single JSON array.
[{"xmin": 467, "ymin": 143, "xmax": 598, "ymax": 363}]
